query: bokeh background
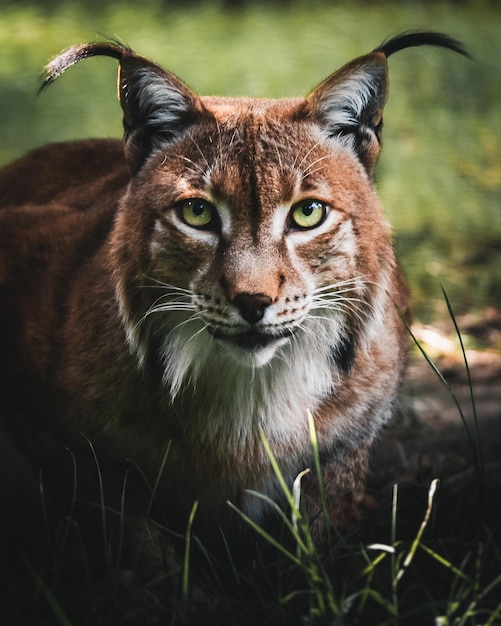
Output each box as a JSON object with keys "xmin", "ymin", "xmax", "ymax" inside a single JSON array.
[{"xmin": 1, "ymin": 0, "xmax": 500, "ymax": 322}]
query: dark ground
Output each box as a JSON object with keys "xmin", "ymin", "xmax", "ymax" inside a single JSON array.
[
  {"xmin": 368, "ymin": 307, "xmax": 501, "ymax": 561},
  {"xmin": 372, "ymin": 307, "xmax": 501, "ymax": 488}
]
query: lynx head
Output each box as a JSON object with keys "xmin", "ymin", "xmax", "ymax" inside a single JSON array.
[{"xmin": 43, "ymin": 34, "xmax": 465, "ymax": 402}]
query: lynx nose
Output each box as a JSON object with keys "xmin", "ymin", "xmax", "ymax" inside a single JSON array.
[{"xmin": 233, "ymin": 293, "xmax": 272, "ymax": 325}]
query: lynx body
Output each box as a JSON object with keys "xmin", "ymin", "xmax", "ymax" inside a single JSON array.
[{"xmin": 0, "ymin": 33, "xmax": 464, "ymax": 553}]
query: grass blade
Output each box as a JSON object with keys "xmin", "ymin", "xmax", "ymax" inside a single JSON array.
[
  {"xmin": 441, "ymin": 286, "xmax": 484, "ymax": 483},
  {"xmin": 22, "ymin": 558, "xmax": 73, "ymax": 626},
  {"xmin": 182, "ymin": 500, "xmax": 199, "ymax": 604},
  {"xmin": 226, "ymin": 500, "xmax": 302, "ymax": 566}
]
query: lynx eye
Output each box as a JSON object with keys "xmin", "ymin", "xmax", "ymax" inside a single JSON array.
[
  {"xmin": 289, "ymin": 200, "xmax": 328, "ymax": 230},
  {"xmin": 178, "ymin": 198, "xmax": 217, "ymax": 230}
]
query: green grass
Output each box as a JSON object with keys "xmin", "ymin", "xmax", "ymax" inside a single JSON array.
[{"xmin": 1, "ymin": 0, "xmax": 500, "ymax": 319}]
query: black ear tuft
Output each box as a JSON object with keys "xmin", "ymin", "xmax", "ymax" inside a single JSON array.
[
  {"xmin": 41, "ymin": 42, "xmax": 204, "ymax": 172},
  {"xmin": 309, "ymin": 30, "xmax": 467, "ymax": 174},
  {"xmin": 375, "ymin": 31, "xmax": 469, "ymax": 59},
  {"xmin": 40, "ymin": 41, "xmax": 127, "ymax": 93}
]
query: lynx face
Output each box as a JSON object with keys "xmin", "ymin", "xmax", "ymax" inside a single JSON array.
[{"xmin": 112, "ymin": 94, "xmax": 393, "ymax": 403}]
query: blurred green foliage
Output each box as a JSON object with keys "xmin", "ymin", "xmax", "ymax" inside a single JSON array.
[{"xmin": 1, "ymin": 0, "xmax": 500, "ymax": 320}]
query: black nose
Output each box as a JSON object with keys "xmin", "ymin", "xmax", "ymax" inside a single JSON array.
[{"xmin": 232, "ymin": 293, "xmax": 272, "ymax": 325}]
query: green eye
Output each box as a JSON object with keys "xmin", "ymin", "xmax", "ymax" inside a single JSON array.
[
  {"xmin": 178, "ymin": 199, "xmax": 217, "ymax": 230},
  {"xmin": 290, "ymin": 200, "xmax": 327, "ymax": 230}
]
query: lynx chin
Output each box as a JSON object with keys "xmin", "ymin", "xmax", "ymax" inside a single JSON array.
[{"xmin": 0, "ymin": 32, "xmax": 466, "ymax": 560}]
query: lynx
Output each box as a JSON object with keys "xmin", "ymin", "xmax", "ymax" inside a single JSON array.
[{"xmin": 0, "ymin": 32, "xmax": 465, "ymax": 558}]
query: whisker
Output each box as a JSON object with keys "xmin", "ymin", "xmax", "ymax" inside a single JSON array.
[
  {"xmin": 313, "ymin": 301, "xmax": 370, "ymax": 326},
  {"xmin": 311, "ymin": 296, "xmax": 371, "ymax": 310},
  {"xmin": 169, "ymin": 312, "xmax": 204, "ymax": 335},
  {"xmin": 296, "ymin": 323, "xmax": 319, "ymax": 343},
  {"xmin": 300, "ymin": 167, "xmax": 324, "ymax": 182},
  {"xmin": 312, "ymin": 276, "xmax": 373, "ymax": 294},
  {"xmin": 314, "ymin": 297, "xmax": 373, "ymax": 315},
  {"xmin": 274, "ymin": 143, "xmax": 284, "ymax": 176},
  {"xmin": 134, "ymin": 294, "xmax": 196, "ymax": 332},
  {"xmin": 187, "ymin": 133, "xmax": 211, "ymax": 174},
  {"xmin": 139, "ymin": 276, "xmax": 193, "ymax": 294},
  {"xmin": 294, "ymin": 138, "xmax": 325, "ymax": 172},
  {"xmin": 313, "ymin": 284, "xmax": 360, "ymax": 296},
  {"xmin": 145, "ymin": 304, "xmax": 195, "ymax": 314},
  {"xmin": 318, "ymin": 293, "xmax": 374, "ymax": 307},
  {"xmin": 223, "ymin": 119, "xmax": 240, "ymax": 149},
  {"xmin": 178, "ymin": 155, "xmax": 207, "ymax": 178},
  {"xmin": 184, "ymin": 322, "xmax": 210, "ymax": 345},
  {"xmin": 302, "ymin": 155, "xmax": 332, "ymax": 174},
  {"xmin": 144, "ymin": 291, "xmax": 193, "ymax": 309},
  {"xmin": 310, "ymin": 285, "xmax": 376, "ymax": 324},
  {"xmin": 311, "ymin": 289, "xmax": 363, "ymax": 303},
  {"xmin": 133, "ymin": 306, "xmax": 193, "ymax": 335},
  {"xmin": 300, "ymin": 156, "xmax": 332, "ymax": 181}
]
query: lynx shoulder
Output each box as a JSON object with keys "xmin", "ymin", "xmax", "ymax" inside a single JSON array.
[{"xmin": 0, "ymin": 33, "xmax": 466, "ymax": 555}]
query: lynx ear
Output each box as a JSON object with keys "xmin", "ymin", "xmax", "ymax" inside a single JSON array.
[
  {"xmin": 308, "ymin": 52, "xmax": 388, "ymax": 172},
  {"xmin": 309, "ymin": 31, "xmax": 468, "ymax": 173},
  {"xmin": 117, "ymin": 54, "xmax": 205, "ymax": 170},
  {"xmin": 41, "ymin": 42, "xmax": 204, "ymax": 171}
]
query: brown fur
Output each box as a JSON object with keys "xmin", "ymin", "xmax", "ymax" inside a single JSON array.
[{"xmin": 0, "ymin": 34, "xmax": 464, "ymax": 565}]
